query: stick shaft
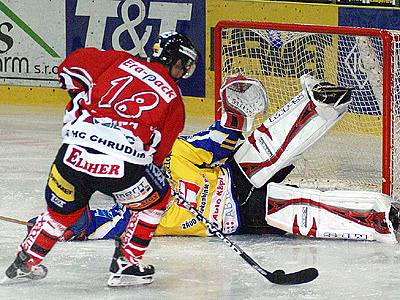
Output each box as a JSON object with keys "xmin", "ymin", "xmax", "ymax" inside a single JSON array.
[
  {"xmin": 0, "ymin": 215, "xmax": 32, "ymax": 226},
  {"xmin": 172, "ymin": 191, "xmax": 271, "ymax": 277}
]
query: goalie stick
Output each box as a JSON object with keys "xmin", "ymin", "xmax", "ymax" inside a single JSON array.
[{"xmin": 170, "ymin": 190, "xmax": 318, "ymax": 285}]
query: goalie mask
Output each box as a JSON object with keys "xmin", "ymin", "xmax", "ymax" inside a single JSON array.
[{"xmin": 219, "ymin": 74, "xmax": 269, "ymax": 132}]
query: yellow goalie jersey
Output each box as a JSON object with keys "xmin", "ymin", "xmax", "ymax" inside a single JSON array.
[{"xmin": 155, "ymin": 121, "xmax": 242, "ymax": 236}]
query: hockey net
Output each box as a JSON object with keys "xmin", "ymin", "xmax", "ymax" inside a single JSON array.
[{"xmin": 214, "ymin": 21, "xmax": 400, "ymax": 199}]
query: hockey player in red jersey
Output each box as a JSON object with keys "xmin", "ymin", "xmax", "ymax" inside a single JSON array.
[{"xmin": 2, "ymin": 31, "xmax": 198, "ymax": 287}]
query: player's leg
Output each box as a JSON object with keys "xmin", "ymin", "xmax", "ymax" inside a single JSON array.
[
  {"xmin": 2, "ymin": 144, "xmax": 92, "ymax": 283},
  {"xmin": 238, "ymin": 187, "xmax": 286, "ymax": 235},
  {"xmin": 230, "ymin": 157, "xmax": 294, "ymax": 234},
  {"xmin": 100, "ymin": 163, "xmax": 171, "ymax": 286},
  {"xmin": 266, "ymin": 183, "xmax": 398, "ymax": 243},
  {"xmin": 107, "ymin": 206, "xmax": 166, "ymax": 286},
  {"xmin": 26, "ymin": 204, "xmax": 131, "ymax": 241},
  {"xmin": 234, "ymin": 75, "xmax": 352, "ymax": 188}
]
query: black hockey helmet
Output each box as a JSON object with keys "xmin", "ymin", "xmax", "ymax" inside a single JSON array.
[{"xmin": 151, "ymin": 31, "xmax": 198, "ymax": 79}]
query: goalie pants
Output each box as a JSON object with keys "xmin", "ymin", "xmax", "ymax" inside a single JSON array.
[
  {"xmin": 18, "ymin": 143, "xmax": 170, "ymax": 267},
  {"xmin": 229, "ymin": 157, "xmax": 294, "ymax": 235}
]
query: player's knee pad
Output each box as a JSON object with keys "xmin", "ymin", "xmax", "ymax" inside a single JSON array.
[
  {"xmin": 234, "ymin": 75, "xmax": 352, "ymax": 188},
  {"xmin": 47, "ymin": 206, "xmax": 87, "ymax": 227},
  {"xmin": 266, "ymin": 183, "xmax": 398, "ymax": 244},
  {"xmin": 59, "ymin": 206, "xmax": 91, "ymax": 241}
]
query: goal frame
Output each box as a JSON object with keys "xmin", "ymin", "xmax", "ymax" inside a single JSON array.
[{"xmin": 214, "ymin": 20, "xmax": 394, "ymax": 196}]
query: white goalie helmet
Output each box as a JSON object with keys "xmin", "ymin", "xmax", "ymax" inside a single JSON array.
[{"xmin": 219, "ymin": 74, "xmax": 269, "ymax": 132}]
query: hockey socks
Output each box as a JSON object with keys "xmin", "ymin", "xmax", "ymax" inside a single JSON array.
[{"xmin": 19, "ymin": 208, "xmax": 84, "ymax": 265}]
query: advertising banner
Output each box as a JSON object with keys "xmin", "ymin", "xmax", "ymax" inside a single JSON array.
[
  {"xmin": 66, "ymin": 0, "xmax": 205, "ymax": 97},
  {"xmin": 0, "ymin": 0, "xmax": 205, "ymax": 97},
  {"xmin": 337, "ymin": 0, "xmax": 397, "ymax": 7},
  {"xmin": 0, "ymin": 1, "xmax": 65, "ymax": 87}
]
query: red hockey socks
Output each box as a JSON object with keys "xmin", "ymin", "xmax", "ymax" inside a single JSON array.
[
  {"xmin": 121, "ymin": 208, "xmax": 164, "ymax": 265},
  {"xmin": 18, "ymin": 208, "xmax": 84, "ymax": 268}
]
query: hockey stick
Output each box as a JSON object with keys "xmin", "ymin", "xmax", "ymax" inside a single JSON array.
[
  {"xmin": 171, "ymin": 190, "xmax": 318, "ymax": 285},
  {"xmin": 0, "ymin": 215, "xmax": 32, "ymax": 226}
]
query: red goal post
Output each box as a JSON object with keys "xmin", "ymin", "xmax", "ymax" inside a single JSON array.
[{"xmin": 214, "ymin": 20, "xmax": 400, "ymax": 198}]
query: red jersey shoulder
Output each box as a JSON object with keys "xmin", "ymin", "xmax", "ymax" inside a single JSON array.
[{"xmin": 58, "ymin": 48, "xmax": 133, "ymax": 93}]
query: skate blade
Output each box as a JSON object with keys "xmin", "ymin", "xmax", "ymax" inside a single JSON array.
[
  {"xmin": 0, "ymin": 265, "xmax": 47, "ymax": 285},
  {"xmin": 107, "ymin": 274, "xmax": 153, "ymax": 287},
  {"xmin": 0, "ymin": 275, "xmax": 33, "ymax": 285}
]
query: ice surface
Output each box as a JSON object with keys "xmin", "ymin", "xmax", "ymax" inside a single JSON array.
[{"xmin": 1, "ymin": 105, "xmax": 400, "ymax": 299}]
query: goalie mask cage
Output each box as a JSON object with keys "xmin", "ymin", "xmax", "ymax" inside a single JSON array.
[{"xmin": 214, "ymin": 20, "xmax": 400, "ymax": 199}]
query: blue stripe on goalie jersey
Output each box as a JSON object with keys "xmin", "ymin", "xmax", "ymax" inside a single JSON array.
[
  {"xmin": 180, "ymin": 121, "xmax": 242, "ymax": 164},
  {"xmin": 84, "ymin": 204, "xmax": 131, "ymax": 240}
]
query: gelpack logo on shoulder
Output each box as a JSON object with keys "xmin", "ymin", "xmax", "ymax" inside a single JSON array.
[{"xmin": 67, "ymin": 0, "xmax": 205, "ymax": 97}]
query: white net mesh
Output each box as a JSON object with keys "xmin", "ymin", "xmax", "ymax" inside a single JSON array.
[{"xmin": 216, "ymin": 23, "xmax": 400, "ymax": 199}]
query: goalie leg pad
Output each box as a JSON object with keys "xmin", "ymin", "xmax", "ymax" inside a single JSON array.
[
  {"xmin": 266, "ymin": 183, "xmax": 398, "ymax": 244},
  {"xmin": 234, "ymin": 75, "xmax": 352, "ymax": 188}
]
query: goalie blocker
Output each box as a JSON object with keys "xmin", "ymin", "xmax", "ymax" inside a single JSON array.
[
  {"xmin": 266, "ymin": 183, "xmax": 400, "ymax": 244},
  {"xmin": 234, "ymin": 74, "xmax": 352, "ymax": 188}
]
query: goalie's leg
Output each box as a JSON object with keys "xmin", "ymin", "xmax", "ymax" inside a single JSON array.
[
  {"xmin": 234, "ymin": 75, "xmax": 352, "ymax": 188},
  {"xmin": 266, "ymin": 183, "xmax": 398, "ymax": 244},
  {"xmin": 229, "ymin": 157, "xmax": 294, "ymax": 234}
]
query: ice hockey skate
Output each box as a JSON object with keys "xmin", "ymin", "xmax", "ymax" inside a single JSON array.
[
  {"xmin": 1, "ymin": 250, "xmax": 48, "ymax": 285},
  {"xmin": 107, "ymin": 239, "xmax": 155, "ymax": 287}
]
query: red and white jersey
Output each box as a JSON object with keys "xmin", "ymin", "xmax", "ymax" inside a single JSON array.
[{"xmin": 58, "ymin": 47, "xmax": 185, "ymax": 166}]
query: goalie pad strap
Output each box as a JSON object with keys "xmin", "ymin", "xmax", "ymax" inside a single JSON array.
[{"xmin": 266, "ymin": 183, "xmax": 397, "ymax": 244}]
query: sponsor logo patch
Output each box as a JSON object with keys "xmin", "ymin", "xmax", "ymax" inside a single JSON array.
[
  {"xmin": 47, "ymin": 164, "xmax": 74, "ymax": 202},
  {"xmin": 176, "ymin": 179, "xmax": 202, "ymax": 209},
  {"xmin": 210, "ymin": 175, "xmax": 227, "ymax": 223},
  {"xmin": 126, "ymin": 191, "xmax": 160, "ymax": 210},
  {"xmin": 63, "ymin": 145, "xmax": 124, "ymax": 178},
  {"xmin": 113, "ymin": 176, "xmax": 153, "ymax": 204},
  {"xmin": 49, "ymin": 194, "xmax": 66, "ymax": 208},
  {"xmin": 119, "ymin": 58, "xmax": 177, "ymax": 103}
]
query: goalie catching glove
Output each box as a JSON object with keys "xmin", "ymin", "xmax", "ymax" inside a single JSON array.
[{"xmin": 219, "ymin": 74, "xmax": 269, "ymax": 132}]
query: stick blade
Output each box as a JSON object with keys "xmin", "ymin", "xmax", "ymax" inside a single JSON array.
[{"xmin": 266, "ymin": 267, "xmax": 318, "ymax": 285}]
